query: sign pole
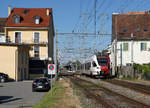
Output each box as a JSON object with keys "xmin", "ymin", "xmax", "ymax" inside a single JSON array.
[
  {"xmin": 51, "ymin": 70, "xmax": 52, "ymax": 95},
  {"xmin": 48, "ymin": 64, "xmax": 55, "ymax": 95}
]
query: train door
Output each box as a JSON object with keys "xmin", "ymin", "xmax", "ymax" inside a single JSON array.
[{"xmin": 91, "ymin": 61, "xmax": 98, "ymax": 76}]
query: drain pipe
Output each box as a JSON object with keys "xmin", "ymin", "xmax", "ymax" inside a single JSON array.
[{"xmin": 15, "ymin": 49, "xmax": 18, "ymax": 81}]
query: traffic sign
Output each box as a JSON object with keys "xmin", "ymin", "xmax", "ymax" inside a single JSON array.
[
  {"xmin": 49, "ymin": 65, "xmax": 54, "ymax": 70},
  {"xmin": 48, "ymin": 64, "xmax": 55, "ymax": 75}
]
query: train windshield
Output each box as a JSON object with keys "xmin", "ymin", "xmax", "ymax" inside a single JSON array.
[{"xmin": 97, "ymin": 58, "xmax": 108, "ymax": 66}]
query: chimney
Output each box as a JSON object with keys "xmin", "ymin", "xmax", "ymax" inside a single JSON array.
[
  {"xmin": 46, "ymin": 9, "xmax": 49, "ymax": 16},
  {"xmin": 8, "ymin": 6, "xmax": 11, "ymax": 16},
  {"xmin": 121, "ymin": 8, "xmax": 123, "ymax": 15}
]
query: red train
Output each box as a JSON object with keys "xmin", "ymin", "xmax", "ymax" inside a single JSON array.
[{"xmin": 81, "ymin": 55, "xmax": 112, "ymax": 77}]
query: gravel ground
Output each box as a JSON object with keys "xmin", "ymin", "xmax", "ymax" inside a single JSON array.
[
  {"xmin": 80, "ymin": 76, "xmax": 150, "ymax": 107},
  {"xmin": 69, "ymin": 79, "xmax": 104, "ymax": 108}
]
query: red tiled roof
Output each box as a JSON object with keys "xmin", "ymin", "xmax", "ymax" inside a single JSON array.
[
  {"xmin": 125, "ymin": 11, "xmax": 150, "ymax": 15},
  {"xmin": 112, "ymin": 13, "xmax": 150, "ymax": 41},
  {"xmin": 5, "ymin": 8, "xmax": 52, "ymax": 27}
]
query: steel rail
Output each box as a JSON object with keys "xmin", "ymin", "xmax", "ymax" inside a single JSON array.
[
  {"xmin": 75, "ymin": 77, "xmax": 150, "ymax": 108},
  {"xmin": 104, "ymin": 79, "xmax": 150, "ymax": 95},
  {"xmin": 70, "ymin": 77, "xmax": 113, "ymax": 108}
]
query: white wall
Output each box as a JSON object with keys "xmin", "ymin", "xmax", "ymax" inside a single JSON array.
[
  {"xmin": 0, "ymin": 34, "xmax": 5, "ymax": 42},
  {"xmin": 111, "ymin": 40, "xmax": 150, "ymax": 67}
]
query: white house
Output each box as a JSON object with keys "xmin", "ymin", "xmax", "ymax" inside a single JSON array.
[{"xmin": 111, "ymin": 11, "xmax": 150, "ymax": 73}]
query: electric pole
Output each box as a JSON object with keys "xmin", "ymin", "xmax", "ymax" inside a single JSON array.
[
  {"xmin": 94, "ymin": 0, "xmax": 97, "ymax": 34},
  {"xmin": 55, "ymin": 29, "xmax": 58, "ymax": 79}
]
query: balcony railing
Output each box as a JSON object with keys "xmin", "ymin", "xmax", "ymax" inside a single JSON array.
[
  {"xmin": 5, "ymin": 36, "xmax": 47, "ymax": 46},
  {"xmin": 21, "ymin": 40, "xmax": 47, "ymax": 46}
]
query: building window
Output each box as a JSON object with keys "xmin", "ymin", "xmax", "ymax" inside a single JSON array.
[
  {"xmin": 34, "ymin": 32, "xmax": 40, "ymax": 43},
  {"xmin": 141, "ymin": 43, "xmax": 147, "ymax": 51},
  {"xmin": 34, "ymin": 45, "xmax": 40, "ymax": 58},
  {"xmin": 34, "ymin": 16, "xmax": 40, "ymax": 24},
  {"xmin": 122, "ymin": 28, "xmax": 127, "ymax": 33},
  {"xmin": 35, "ymin": 18, "xmax": 39, "ymax": 24},
  {"xmin": 15, "ymin": 32, "xmax": 21, "ymax": 43},
  {"xmin": 123, "ymin": 43, "xmax": 128, "ymax": 51},
  {"xmin": 144, "ymin": 29, "xmax": 147, "ymax": 32},
  {"xmin": 14, "ymin": 15, "xmax": 20, "ymax": 24},
  {"xmin": 22, "ymin": 52, "xmax": 24, "ymax": 64},
  {"xmin": 136, "ymin": 28, "xmax": 140, "ymax": 32}
]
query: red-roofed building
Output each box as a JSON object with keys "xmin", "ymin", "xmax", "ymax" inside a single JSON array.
[
  {"xmin": 110, "ymin": 11, "xmax": 150, "ymax": 76},
  {"xmin": 4, "ymin": 7, "xmax": 55, "ymax": 79}
]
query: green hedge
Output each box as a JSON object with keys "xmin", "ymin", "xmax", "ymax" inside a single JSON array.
[{"xmin": 133, "ymin": 63, "xmax": 150, "ymax": 79}]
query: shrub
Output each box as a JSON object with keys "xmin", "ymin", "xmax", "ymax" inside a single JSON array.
[{"xmin": 133, "ymin": 63, "xmax": 150, "ymax": 79}]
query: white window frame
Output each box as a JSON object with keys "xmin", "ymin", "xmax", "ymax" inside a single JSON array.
[
  {"xmin": 141, "ymin": 42, "xmax": 147, "ymax": 51},
  {"xmin": 34, "ymin": 46, "xmax": 40, "ymax": 57},
  {"xmin": 123, "ymin": 42, "xmax": 129, "ymax": 51},
  {"xmin": 35, "ymin": 18, "xmax": 40, "ymax": 24},
  {"xmin": 33, "ymin": 32, "xmax": 40, "ymax": 43},
  {"xmin": 14, "ymin": 31, "xmax": 22, "ymax": 43}
]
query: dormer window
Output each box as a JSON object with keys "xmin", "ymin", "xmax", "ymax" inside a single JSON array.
[
  {"xmin": 136, "ymin": 28, "xmax": 140, "ymax": 32},
  {"xmin": 34, "ymin": 16, "xmax": 40, "ymax": 24},
  {"xmin": 14, "ymin": 15, "xmax": 20, "ymax": 24},
  {"xmin": 122, "ymin": 28, "xmax": 127, "ymax": 33}
]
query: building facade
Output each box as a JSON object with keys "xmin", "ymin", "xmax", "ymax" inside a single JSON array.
[
  {"xmin": 0, "ymin": 43, "xmax": 30, "ymax": 81},
  {"xmin": 111, "ymin": 11, "xmax": 150, "ymax": 73},
  {"xmin": 4, "ymin": 7, "xmax": 54, "ymax": 79}
]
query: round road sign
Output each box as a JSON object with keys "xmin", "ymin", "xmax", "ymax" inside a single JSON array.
[{"xmin": 49, "ymin": 65, "xmax": 54, "ymax": 70}]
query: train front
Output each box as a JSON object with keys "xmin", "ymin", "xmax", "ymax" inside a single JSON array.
[{"xmin": 97, "ymin": 56, "xmax": 110, "ymax": 76}]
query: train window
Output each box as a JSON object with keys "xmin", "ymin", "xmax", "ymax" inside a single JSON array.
[
  {"xmin": 92, "ymin": 61, "xmax": 97, "ymax": 67},
  {"xmin": 88, "ymin": 62, "xmax": 91, "ymax": 69},
  {"xmin": 85, "ymin": 63, "xmax": 88, "ymax": 70},
  {"xmin": 97, "ymin": 58, "xmax": 108, "ymax": 66}
]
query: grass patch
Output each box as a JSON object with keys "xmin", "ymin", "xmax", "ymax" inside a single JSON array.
[
  {"xmin": 81, "ymin": 82, "xmax": 93, "ymax": 86},
  {"xmin": 32, "ymin": 81, "xmax": 65, "ymax": 108},
  {"xmin": 88, "ymin": 88, "xmax": 101, "ymax": 90},
  {"xmin": 121, "ymin": 76, "xmax": 136, "ymax": 81}
]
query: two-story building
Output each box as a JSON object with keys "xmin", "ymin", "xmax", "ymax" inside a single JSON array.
[
  {"xmin": 111, "ymin": 11, "xmax": 150, "ymax": 74},
  {"xmin": 0, "ymin": 7, "xmax": 54, "ymax": 80}
]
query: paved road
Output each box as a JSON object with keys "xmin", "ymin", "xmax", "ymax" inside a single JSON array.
[{"xmin": 0, "ymin": 81, "xmax": 46, "ymax": 108}]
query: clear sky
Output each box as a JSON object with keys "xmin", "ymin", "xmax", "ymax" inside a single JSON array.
[
  {"xmin": 1, "ymin": 0, "xmax": 150, "ymax": 64},
  {"xmin": 0, "ymin": 0, "xmax": 81, "ymax": 33}
]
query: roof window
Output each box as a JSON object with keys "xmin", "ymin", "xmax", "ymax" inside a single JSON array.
[
  {"xmin": 13, "ymin": 15, "xmax": 20, "ymax": 24},
  {"xmin": 122, "ymin": 28, "xmax": 127, "ymax": 33},
  {"xmin": 136, "ymin": 28, "xmax": 140, "ymax": 32},
  {"xmin": 144, "ymin": 29, "xmax": 147, "ymax": 32},
  {"xmin": 24, "ymin": 9, "xmax": 30, "ymax": 14},
  {"xmin": 34, "ymin": 15, "xmax": 40, "ymax": 24}
]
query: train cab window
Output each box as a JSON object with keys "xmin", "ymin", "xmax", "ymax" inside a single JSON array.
[
  {"xmin": 92, "ymin": 61, "xmax": 97, "ymax": 67},
  {"xmin": 97, "ymin": 58, "xmax": 108, "ymax": 66}
]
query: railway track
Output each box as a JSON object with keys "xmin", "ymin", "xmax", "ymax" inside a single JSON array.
[
  {"xmin": 69, "ymin": 76, "xmax": 150, "ymax": 108},
  {"xmin": 103, "ymin": 79, "xmax": 150, "ymax": 95}
]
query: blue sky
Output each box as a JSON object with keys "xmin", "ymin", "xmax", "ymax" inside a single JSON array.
[
  {"xmin": 1, "ymin": 0, "xmax": 150, "ymax": 63},
  {"xmin": 1, "ymin": 0, "xmax": 150, "ymax": 33},
  {"xmin": 0, "ymin": 0, "xmax": 81, "ymax": 33}
]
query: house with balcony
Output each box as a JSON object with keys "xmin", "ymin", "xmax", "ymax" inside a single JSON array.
[
  {"xmin": 4, "ymin": 7, "xmax": 55, "ymax": 79},
  {"xmin": 111, "ymin": 11, "xmax": 150, "ymax": 74}
]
